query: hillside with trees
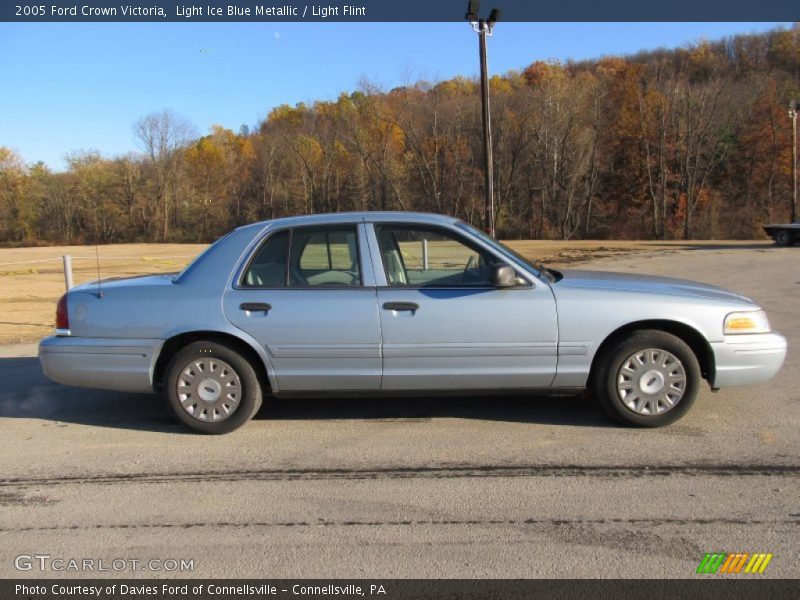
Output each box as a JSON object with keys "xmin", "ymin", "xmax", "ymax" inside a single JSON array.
[{"xmin": 1, "ymin": 25, "xmax": 799, "ymax": 244}]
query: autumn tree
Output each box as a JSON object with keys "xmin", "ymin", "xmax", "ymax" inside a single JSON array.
[
  {"xmin": 3, "ymin": 25, "xmax": 800, "ymax": 245},
  {"xmin": 133, "ymin": 110, "xmax": 197, "ymax": 241}
]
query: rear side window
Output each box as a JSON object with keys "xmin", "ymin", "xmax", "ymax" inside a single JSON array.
[
  {"xmin": 241, "ymin": 225, "xmax": 361, "ymax": 288},
  {"xmin": 290, "ymin": 226, "xmax": 361, "ymax": 286},
  {"xmin": 242, "ymin": 230, "xmax": 289, "ymax": 287}
]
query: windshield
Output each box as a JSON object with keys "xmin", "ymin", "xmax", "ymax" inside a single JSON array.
[{"xmin": 455, "ymin": 221, "xmax": 550, "ymax": 277}]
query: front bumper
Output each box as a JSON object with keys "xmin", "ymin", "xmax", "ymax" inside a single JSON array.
[
  {"xmin": 710, "ymin": 332, "xmax": 787, "ymax": 389},
  {"xmin": 39, "ymin": 336, "xmax": 163, "ymax": 393}
]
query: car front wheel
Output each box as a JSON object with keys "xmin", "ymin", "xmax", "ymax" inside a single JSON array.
[
  {"xmin": 592, "ymin": 330, "xmax": 701, "ymax": 427},
  {"xmin": 164, "ymin": 341, "xmax": 263, "ymax": 434}
]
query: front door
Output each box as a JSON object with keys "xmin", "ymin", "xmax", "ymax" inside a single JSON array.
[
  {"xmin": 372, "ymin": 223, "xmax": 558, "ymax": 391},
  {"xmin": 224, "ymin": 223, "xmax": 381, "ymax": 391}
]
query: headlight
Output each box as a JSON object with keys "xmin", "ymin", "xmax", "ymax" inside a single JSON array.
[{"xmin": 724, "ymin": 310, "xmax": 771, "ymax": 335}]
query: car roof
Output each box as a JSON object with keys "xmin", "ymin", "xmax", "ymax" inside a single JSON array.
[{"xmin": 235, "ymin": 211, "xmax": 460, "ymax": 233}]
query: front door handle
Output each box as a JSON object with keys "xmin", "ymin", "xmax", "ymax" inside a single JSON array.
[
  {"xmin": 382, "ymin": 301, "xmax": 419, "ymax": 312},
  {"xmin": 240, "ymin": 302, "xmax": 272, "ymax": 313}
]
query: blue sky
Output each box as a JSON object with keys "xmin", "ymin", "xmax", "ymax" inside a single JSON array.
[{"xmin": 0, "ymin": 22, "xmax": 790, "ymax": 170}]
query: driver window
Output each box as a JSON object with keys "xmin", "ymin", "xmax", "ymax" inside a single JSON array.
[{"xmin": 376, "ymin": 225, "xmax": 495, "ymax": 287}]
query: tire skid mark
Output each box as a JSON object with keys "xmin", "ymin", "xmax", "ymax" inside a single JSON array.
[
  {"xmin": 1, "ymin": 463, "xmax": 797, "ymax": 488},
  {"xmin": 0, "ymin": 516, "xmax": 797, "ymax": 533}
]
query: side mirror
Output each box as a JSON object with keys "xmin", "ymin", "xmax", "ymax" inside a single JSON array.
[{"xmin": 490, "ymin": 264, "xmax": 516, "ymax": 288}]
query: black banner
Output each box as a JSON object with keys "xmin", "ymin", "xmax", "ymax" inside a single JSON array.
[
  {"xmin": 3, "ymin": 580, "xmax": 800, "ymax": 600},
  {"xmin": 2, "ymin": 0, "xmax": 799, "ymax": 22}
]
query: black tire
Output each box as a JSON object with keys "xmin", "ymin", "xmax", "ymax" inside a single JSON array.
[
  {"xmin": 592, "ymin": 330, "xmax": 701, "ymax": 428},
  {"xmin": 164, "ymin": 340, "xmax": 263, "ymax": 434},
  {"xmin": 773, "ymin": 230, "xmax": 793, "ymax": 247}
]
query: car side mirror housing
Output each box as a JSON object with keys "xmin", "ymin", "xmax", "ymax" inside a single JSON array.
[{"xmin": 491, "ymin": 264, "xmax": 517, "ymax": 288}]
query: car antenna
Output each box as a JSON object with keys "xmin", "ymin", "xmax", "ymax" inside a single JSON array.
[{"xmin": 95, "ymin": 244, "xmax": 103, "ymax": 298}]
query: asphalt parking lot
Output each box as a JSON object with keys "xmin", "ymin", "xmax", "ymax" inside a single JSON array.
[{"xmin": 0, "ymin": 245, "xmax": 797, "ymax": 579}]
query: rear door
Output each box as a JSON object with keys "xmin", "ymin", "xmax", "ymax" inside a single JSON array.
[
  {"xmin": 370, "ymin": 222, "xmax": 558, "ymax": 391},
  {"xmin": 224, "ymin": 222, "xmax": 381, "ymax": 391}
]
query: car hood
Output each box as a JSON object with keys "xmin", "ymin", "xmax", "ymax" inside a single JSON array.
[{"xmin": 551, "ymin": 269, "xmax": 754, "ymax": 304}]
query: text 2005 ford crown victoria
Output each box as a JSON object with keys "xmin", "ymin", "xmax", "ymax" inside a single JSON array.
[{"xmin": 40, "ymin": 212, "xmax": 786, "ymax": 434}]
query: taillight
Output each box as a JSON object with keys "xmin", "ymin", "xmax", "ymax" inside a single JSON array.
[{"xmin": 56, "ymin": 293, "xmax": 69, "ymax": 333}]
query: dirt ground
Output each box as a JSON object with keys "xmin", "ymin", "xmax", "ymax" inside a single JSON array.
[{"xmin": 0, "ymin": 239, "xmax": 773, "ymax": 345}]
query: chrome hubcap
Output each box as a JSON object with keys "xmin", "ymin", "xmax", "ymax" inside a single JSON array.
[
  {"xmin": 197, "ymin": 378, "xmax": 222, "ymax": 403},
  {"xmin": 177, "ymin": 358, "xmax": 241, "ymax": 422},
  {"xmin": 639, "ymin": 370, "xmax": 665, "ymax": 394},
  {"xmin": 617, "ymin": 348, "xmax": 686, "ymax": 415}
]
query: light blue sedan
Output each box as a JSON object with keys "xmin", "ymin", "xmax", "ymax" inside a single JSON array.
[{"xmin": 39, "ymin": 212, "xmax": 787, "ymax": 433}]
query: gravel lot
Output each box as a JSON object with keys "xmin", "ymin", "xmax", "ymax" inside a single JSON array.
[{"xmin": 0, "ymin": 244, "xmax": 797, "ymax": 579}]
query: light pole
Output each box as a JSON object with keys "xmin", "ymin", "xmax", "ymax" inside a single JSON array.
[
  {"xmin": 790, "ymin": 99, "xmax": 798, "ymax": 223},
  {"xmin": 466, "ymin": 1, "xmax": 500, "ymax": 237}
]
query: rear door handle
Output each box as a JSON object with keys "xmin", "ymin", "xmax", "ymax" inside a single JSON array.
[
  {"xmin": 240, "ymin": 302, "xmax": 272, "ymax": 313},
  {"xmin": 382, "ymin": 301, "xmax": 419, "ymax": 312}
]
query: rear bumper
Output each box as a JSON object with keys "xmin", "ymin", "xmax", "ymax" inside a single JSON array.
[
  {"xmin": 711, "ymin": 332, "xmax": 787, "ymax": 389},
  {"xmin": 39, "ymin": 336, "xmax": 163, "ymax": 393}
]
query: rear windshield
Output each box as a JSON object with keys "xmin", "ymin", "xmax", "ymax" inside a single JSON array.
[{"xmin": 173, "ymin": 232, "xmax": 232, "ymax": 283}]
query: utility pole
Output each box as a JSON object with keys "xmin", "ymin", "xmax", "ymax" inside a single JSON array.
[
  {"xmin": 790, "ymin": 100, "xmax": 798, "ymax": 223},
  {"xmin": 465, "ymin": 1, "xmax": 501, "ymax": 237}
]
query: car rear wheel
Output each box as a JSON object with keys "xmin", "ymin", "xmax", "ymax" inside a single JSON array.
[
  {"xmin": 592, "ymin": 330, "xmax": 700, "ymax": 427},
  {"xmin": 773, "ymin": 230, "xmax": 793, "ymax": 247},
  {"xmin": 164, "ymin": 341, "xmax": 263, "ymax": 434}
]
